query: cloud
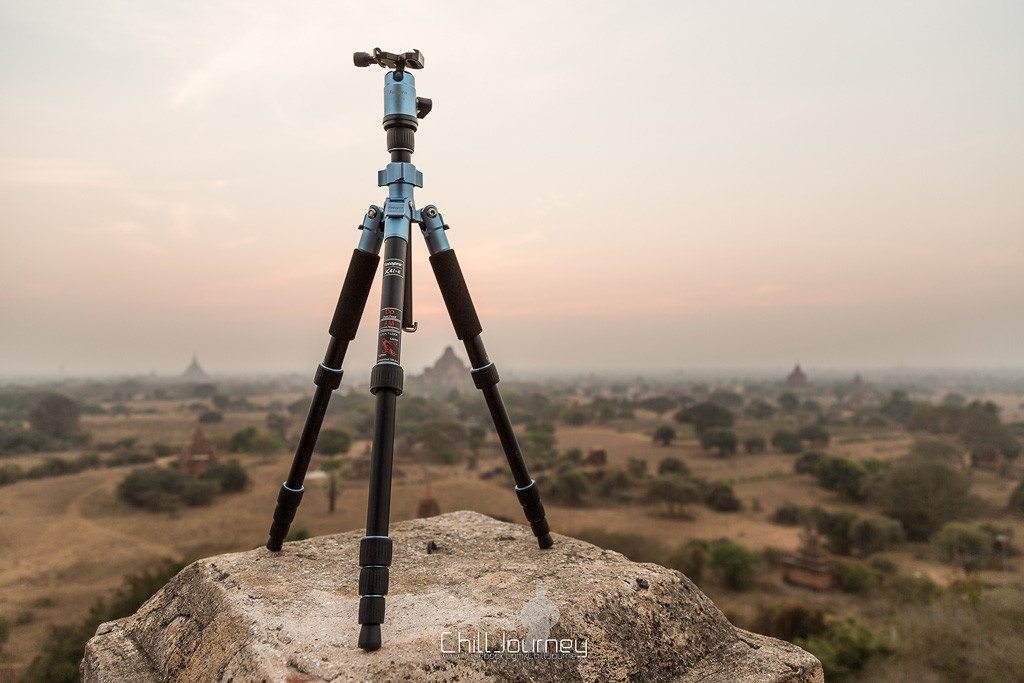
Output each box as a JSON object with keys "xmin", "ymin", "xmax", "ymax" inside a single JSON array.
[
  {"xmin": 0, "ymin": 157, "xmax": 120, "ymax": 188},
  {"xmin": 169, "ymin": 29, "xmax": 271, "ymax": 109}
]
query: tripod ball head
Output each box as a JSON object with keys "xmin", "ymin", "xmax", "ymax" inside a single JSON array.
[{"xmin": 354, "ymin": 48, "xmax": 425, "ymax": 71}]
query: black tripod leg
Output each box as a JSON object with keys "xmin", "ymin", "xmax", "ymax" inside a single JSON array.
[
  {"xmin": 266, "ymin": 222, "xmax": 382, "ymax": 551},
  {"xmin": 358, "ymin": 236, "xmax": 408, "ymax": 651},
  {"xmin": 428, "ymin": 247, "xmax": 554, "ymax": 550}
]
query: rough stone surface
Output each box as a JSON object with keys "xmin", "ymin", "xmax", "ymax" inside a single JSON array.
[{"xmin": 81, "ymin": 511, "xmax": 822, "ymax": 682}]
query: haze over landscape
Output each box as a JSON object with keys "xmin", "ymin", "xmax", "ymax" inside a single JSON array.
[{"xmin": 2, "ymin": 1, "xmax": 1022, "ymax": 377}]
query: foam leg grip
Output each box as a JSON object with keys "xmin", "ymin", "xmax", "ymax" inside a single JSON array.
[
  {"xmin": 429, "ymin": 250, "xmax": 483, "ymax": 340},
  {"xmin": 329, "ymin": 249, "xmax": 380, "ymax": 340}
]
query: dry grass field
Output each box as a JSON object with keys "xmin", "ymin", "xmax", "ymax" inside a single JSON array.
[{"xmin": 2, "ymin": 393, "xmax": 1023, "ymax": 679}]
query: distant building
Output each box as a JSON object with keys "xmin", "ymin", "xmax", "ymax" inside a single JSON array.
[
  {"xmin": 182, "ymin": 355, "xmax": 209, "ymax": 380},
  {"xmin": 785, "ymin": 363, "xmax": 808, "ymax": 389},
  {"xmin": 411, "ymin": 346, "xmax": 472, "ymax": 394},
  {"xmin": 180, "ymin": 427, "xmax": 218, "ymax": 478},
  {"xmin": 782, "ymin": 529, "xmax": 833, "ymax": 591},
  {"xmin": 416, "ymin": 486, "xmax": 441, "ymax": 518}
]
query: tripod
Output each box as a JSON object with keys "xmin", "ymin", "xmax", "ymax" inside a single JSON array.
[{"xmin": 264, "ymin": 49, "xmax": 553, "ymax": 652}]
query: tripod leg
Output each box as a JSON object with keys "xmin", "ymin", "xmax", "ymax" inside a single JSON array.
[
  {"xmin": 266, "ymin": 207, "xmax": 384, "ymax": 551},
  {"xmin": 420, "ymin": 208, "xmax": 554, "ymax": 550},
  {"xmin": 357, "ymin": 235, "xmax": 409, "ymax": 652}
]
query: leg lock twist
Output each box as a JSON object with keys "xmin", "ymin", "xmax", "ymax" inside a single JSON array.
[
  {"xmin": 369, "ymin": 364, "xmax": 404, "ymax": 395},
  {"xmin": 471, "ymin": 362, "xmax": 500, "ymax": 389},
  {"xmin": 313, "ymin": 363, "xmax": 343, "ymax": 390}
]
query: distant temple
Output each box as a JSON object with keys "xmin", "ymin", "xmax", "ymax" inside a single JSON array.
[
  {"xmin": 785, "ymin": 363, "xmax": 808, "ymax": 389},
  {"xmin": 180, "ymin": 427, "xmax": 218, "ymax": 478},
  {"xmin": 782, "ymin": 529, "xmax": 833, "ymax": 591},
  {"xmin": 182, "ymin": 355, "xmax": 209, "ymax": 380},
  {"xmin": 412, "ymin": 346, "xmax": 472, "ymax": 394},
  {"xmin": 416, "ymin": 486, "xmax": 441, "ymax": 518}
]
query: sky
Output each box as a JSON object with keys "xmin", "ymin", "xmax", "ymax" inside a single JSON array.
[{"xmin": 1, "ymin": 1, "xmax": 1022, "ymax": 377}]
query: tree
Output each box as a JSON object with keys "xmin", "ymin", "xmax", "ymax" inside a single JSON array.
[
  {"xmin": 743, "ymin": 435, "xmax": 767, "ymax": 454},
  {"xmin": 657, "ymin": 456, "xmax": 690, "ymax": 476},
  {"xmin": 704, "ymin": 482, "xmax": 742, "ymax": 512},
  {"xmin": 814, "ymin": 457, "xmax": 866, "ymax": 501},
  {"xmin": 881, "ymin": 390, "xmax": 914, "ymax": 424},
  {"xmin": 709, "ymin": 541, "xmax": 759, "ymax": 590},
  {"xmin": 321, "ymin": 456, "xmax": 343, "ymax": 512},
  {"xmin": 771, "ymin": 430, "xmax": 802, "ymax": 454},
  {"xmin": 777, "ymin": 392, "xmax": 799, "ymax": 413},
  {"xmin": 29, "ymin": 393, "xmax": 80, "ymax": 438},
  {"xmin": 627, "ymin": 457, "xmax": 648, "ymax": 479},
  {"xmin": 794, "ymin": 451, "xmax": 824, "ymax": 474},
  {"xmin": 875, "ymin": 458, "xmax": 972, "ymax": 540},
  {"xmin": 1009, "ymin": 478, "xmax": 1024, "ymax": 514},
  {"xmin": 653, "ymin": 425, "xmax": 677, "ymax": 446},
  {"xmin": 798, "ymin": 424, "xmax": 831, "ymax": 447},
  {"xmin": 647, "ymin": 474, "xmax": 699, "ymax": 517},
  {"xmin": 317, "ymin": 428, "xmax": 352, "ymax": 455},
  {"xmin": 545, "ymin": 466, "xmax": 589, "ymax": 506},
  {"xmin": 266, "ymin": 412, "xmax": 290, "ymax": 440},
  {"xmin": 674, "ymin": 401, "xmax": 735, "ymax": 435},
  {"xmin": 700, "ymin": 429, "xmax": 738, "ymax": 457},
  {"xmin": 198, "ymin": 410, "xmax": 223, "ymax": 424},
  {"xmin": 744, "ymin": 400, "xmax": 776, "ymax": 420},
  {"xmin": 666, "ymin": 540, "xmax": 710, "ymax": 584},
  {"xmin": 638, "ymin": 395, "xmax": 677, "ymax": 416}
]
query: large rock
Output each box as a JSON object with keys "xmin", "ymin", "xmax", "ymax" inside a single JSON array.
[{"xmin": 82, "ymin": 511, "xmax": 822, "ymax": 682}]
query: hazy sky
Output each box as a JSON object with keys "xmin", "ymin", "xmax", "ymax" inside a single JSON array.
[{"xmin": 1, "ymin": 1, "xmax": 1022, "ymax": 377}]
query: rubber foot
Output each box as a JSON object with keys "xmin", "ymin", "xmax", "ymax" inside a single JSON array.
[
  {"xmin": 266, "ymin": 538, "xmax": 283, "ymax": 552},
  {"xmin": 538, "ymin": 533, "xmax": 554, "ymax": 550},
  {"xmin": 359, "ymin": 623, "xmax": 382, "ymax": 651}
]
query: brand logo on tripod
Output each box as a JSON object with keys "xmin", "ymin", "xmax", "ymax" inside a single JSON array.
[
  {"xmin": 439, "ymin": 581, "xmax": 588, "ymax": 660},
  {"xmin": 383, "ymin": 258, "xmax": 404, "ymax": 277}
]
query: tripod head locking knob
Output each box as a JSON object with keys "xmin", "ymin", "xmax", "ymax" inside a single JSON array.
[{"xmin": 353, "ymin": 48, "xmax": 425, "ymax": 72}]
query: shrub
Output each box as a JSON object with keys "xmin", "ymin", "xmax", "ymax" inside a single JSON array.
[
  {"xmin": 796, "ymin": 620, "xmax": 886, "ymax": 681},
  {"xmin": 198, "ymin": 410, "xmax": 223, "ymax": 424},
  {"xmin": 665, "ymin": 540, "xmax": 710, "ymax": 584},
  {"xmin": 674, "ymin": 401, "xmax": 735, "ymax": 435},
  {"xmin": 886, "ymin": 573, "xmax": 939, "ymax": 605},
  {"xmin": 656, "ymin": 456, "xmax": 689, "ymax": 476},
  {"xmin": 595, "ymin": 469, "xmax": 632, "ymax": 501},
  {"xmin": 0, "ymin": 463, "xmax": 24, "ymax": 486},
  {"xmin": 575, "ymin": 529, "xmax": 667, "ymax": 564},
  {"xmin": 652, "ymin": 425, "xmax": 676, "ymax": 446},
  {"xmin": 627, "ymin": 457, "xmax": 648, "ymax": 479},
  {"xmin": 743, "ymin": 435, "xmax": 767, "ymax": 454},
  {"xmin": 848, "ymin": 516, "xmax": 904, "ymax": 556},
  {"xmin": 29, "ymin": 393, "xmax": 81, "ymax": 438},
  {"xmin": 709, "ymin": 540, "xmax": 759, "ymax": 590},
  {"xmin": 544, "ymin": 466, "xmax": 589, "ymax": 506},
  {"xmin": 1009, "ymin": 478, "xmax": 1024, "ymax": 514},
  {"xmin": 771, "ymin": 502, "xmax": 806, "ymax": 526},
  {"xmin": 201, "ymin": 459, "xmax": 249, "ymax": 493},
  {"xmin": 794, "ymin": 451, "xmax": 825, "ymax": 474},
  {"xmin": 117, "ymin": 466, "xmax": 216, "ymax": 511},
  {"xmin": 833, "ymin": 562, "xmax": 880, "ymax": 594},
  {"xmin": 798, "ymin": 424, "xmax": 831, "ymax": 447},
  {"xmin": 21, "ymin": 560, "xmax": 184, "ymax": 682},
  {"xmin": 815, "ymin": 510, "xmax": 859, "ymax": 555},
  {"xmin": 751, "ymin": 602, "xmax": 827, "ymax": 641},
  {"xmin": 704, "ymin": 482, "xmax": 742, "ymax": 512},
  {"xmin": 105, "ymin": 450, "xmax": 157, "ymax": 467},
  {"xmin": 932, "ymin": 522, "xmax": 993, "ymax": 572},
  {"xmin": 317, "ymin": 428, "xmax": 352, "ymax": 455},
  {"xmin": 771, "ymin": 430, "xmax": 802, "ymax": 454}
]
